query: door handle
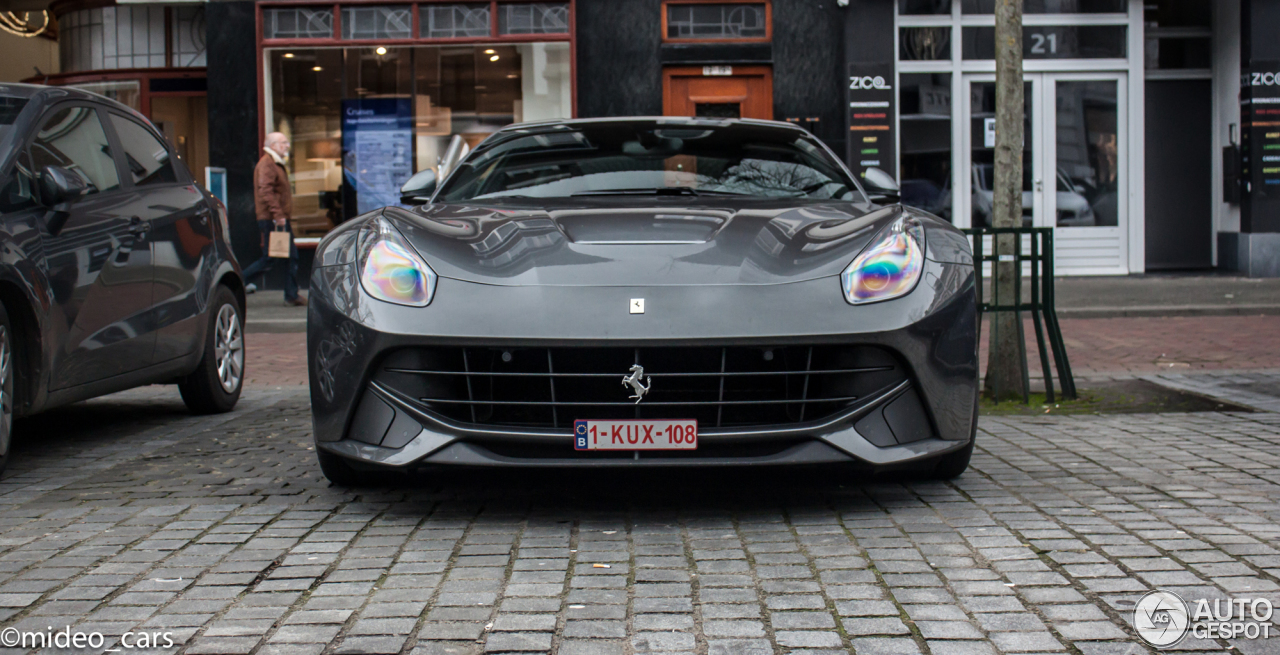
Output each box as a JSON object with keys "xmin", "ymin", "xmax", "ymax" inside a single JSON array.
[
  {"xmin": 194, "ymin": 206, "xmax": 211, "ymax": 225},
  {"xmin": 1034, "ymin": 179, "xmax": 1044, "ymax": 192},
  {"xmin": 128, "ymin": 216, "xmax": 150, "ymax": 235}
]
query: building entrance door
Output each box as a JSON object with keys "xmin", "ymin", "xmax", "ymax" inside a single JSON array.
[
  {"xmin": 961, "ymin": 73, "xmax": 1129, "ymax": 275},
  {"xmin": 663, "ymin": 65, "xmax": 773, "ymax": 120}
]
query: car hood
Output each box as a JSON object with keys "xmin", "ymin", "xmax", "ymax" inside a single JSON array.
[{"xmin": 387, "ymin": 199, "xmax": 904, "ymax": 287}]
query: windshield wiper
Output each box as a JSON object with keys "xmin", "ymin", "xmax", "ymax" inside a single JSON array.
[
  {"xmin": 572, "ymin": 187, "xmax": 750, "ymax": 197},
  {"xmin": 573, "ymin": 187, "xmax": 700, "ymax": 197}
]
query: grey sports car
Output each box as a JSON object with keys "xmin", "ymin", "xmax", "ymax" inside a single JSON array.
[{"xmin": 307, "ymin": 117, "xmax": 978, "ymax": 486}]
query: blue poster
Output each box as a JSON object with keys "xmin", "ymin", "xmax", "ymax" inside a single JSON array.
[{"xmin": 341, "ymin": 98, "xmax": 414, "ymax": 214}]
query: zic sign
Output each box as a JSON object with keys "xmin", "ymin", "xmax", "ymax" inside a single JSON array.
[
  {"xmin": 850, "ymin": 76, "xmax": 892, "ymax": 90},
  {"xmin": 1246, "ymin": 72, "xmax": 1280, "ymax": 86}
]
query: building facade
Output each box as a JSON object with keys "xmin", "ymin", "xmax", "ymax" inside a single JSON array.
[{"xmin": 32, "ymin": 0, "xmax": 1280, "ymax": 277}]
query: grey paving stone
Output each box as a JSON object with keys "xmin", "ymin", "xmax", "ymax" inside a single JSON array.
[
  {"xmin": 842, "ymin": 617, "xmax": 911, "ymax": 636},
  {"xmin": 848, "ymin": 637, "xmax": 925, "ymax": 655},
  {"xmin": 702, "ymin": 620, "xmax": 766, "ymax": 638},
  {"xmin": 335, "ymin": 636, "xmax": 408, "ymax": 654},
  {"xmin": 775, "ymin": 631, "xmax": 843, "ymax": 648},
  {"xmin": 632, "ymin": 632, "xmax": 696, "ymax": 652},
  {"xmin": 706, "ymin": 639, "xmax": 774, "ymax": 655},
  {"xmin": 563, "ymin": 619, "xmax": 626, "ymax": 638},
  {"xmin": 559, "ymin": 641, "xmax": 624, "ymax": 655},
  {"xmin": 483, "ymin": 632, "xmax": 552, "ymax": 652}
]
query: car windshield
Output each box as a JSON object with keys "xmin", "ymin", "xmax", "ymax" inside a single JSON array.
[
  {"xmin": 0, "ymin": 96, "xmax": 28, "ymax": 140},
  {"xmin": 437, "ymin": 123, "xmax": 866, "ymax": 202}
]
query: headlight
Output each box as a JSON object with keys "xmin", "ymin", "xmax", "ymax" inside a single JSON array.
[
  {"xmin": 840, "ymin": 216, "xmax": 925, "ymax": 305},
  {"xmin": 358, "ymin": 215, "xmax": 437, "ymax": 306}
]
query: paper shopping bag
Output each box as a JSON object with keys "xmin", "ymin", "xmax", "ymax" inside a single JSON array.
[{"xmin": 268, "ymin": 227, "xmax": 291, "ymax": 258}]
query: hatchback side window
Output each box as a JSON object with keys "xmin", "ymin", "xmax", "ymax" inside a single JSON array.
[
  {"xmin": 108, "ymin": 114, "xmax": 178, "ymax": 186},
  {"xmin": 0, "ymin": 152, "xmax": 38, "ymax": 212},
  {"xmin": 29, "ymin": 106, "xmax": 120, "ymax": 195}
]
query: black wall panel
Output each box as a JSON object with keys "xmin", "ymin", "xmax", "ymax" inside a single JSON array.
[
  {"xmin": 206, "ymin": 0, "xmax": 264, "ymax": 268},
  {"xmin": 1145, "ymin": 80, "xmax": 1213, "ymax": 269},
  {"xmin": 576, "ymin": 0, "xmax": 663, "ymax": 118},
  {"xmin": 773, "ymin": 0, "xmax": 845, "ymax": 155}
]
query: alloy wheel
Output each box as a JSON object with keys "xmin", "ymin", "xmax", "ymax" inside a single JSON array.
[{"xmin": 213, "ymin": 305, "xmax": 243, "ymax": 393}]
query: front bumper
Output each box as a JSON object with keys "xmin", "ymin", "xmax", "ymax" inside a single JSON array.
[{"xmin": 307, "ymin": 258, "xmax": 978, "ymax": 470}]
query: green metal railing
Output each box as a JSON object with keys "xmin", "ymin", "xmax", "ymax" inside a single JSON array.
[{"xmin": 964, "ymin": 226, "xmax": 1076, "ymax": 403}]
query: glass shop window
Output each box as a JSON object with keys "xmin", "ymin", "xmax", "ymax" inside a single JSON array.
[
  {"xmin": 961, "ymin": 0, "xmax": 1125, "ymax": 13},
  {"xmin": 266, "ymin": 43, "xmax": 572, "ymax": 236},
  {"xmin": 898, "ymin": 0, "xmax": 950, "ymax": 15},
  {"xmin": 900, "ymin": 27, "xmax": 951, "ymax": 61},
  {"xmin": 898, "ymin": 73, "xmax": 953, "ymax": 221},
  {"xmin": 1144, "ymin": 0, "xmax": 1211, "ymax": 70},
  {"xmin": 665, "ymin": 2, "xmax": 769, "ymax": 41}
]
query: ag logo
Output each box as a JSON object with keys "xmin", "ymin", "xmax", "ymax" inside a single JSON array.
[
  {"xmin": 850, "ymin": 76, "xmax": 891, "ymax": 90},
  {"xmin": 1134, "ymin": 590, "xmax": 1190, "ymax": 648}
]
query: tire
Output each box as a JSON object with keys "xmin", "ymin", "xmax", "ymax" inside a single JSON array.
[
  {"xmin": 0, "ymin": 302, "xmax": 13, "ymax": 478},
  {"xmin": 179, "ymin": 286, "xmax": 244, "ymax": 414},
  {"xmin": 317, "ymin": 449, "xmax": 369, "ymax": 487}
]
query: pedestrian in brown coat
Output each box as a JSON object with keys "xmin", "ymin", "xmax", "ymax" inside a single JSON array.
[{"xmin": 243, "ymin": 132, "xmax": 306, "ymax": 306}]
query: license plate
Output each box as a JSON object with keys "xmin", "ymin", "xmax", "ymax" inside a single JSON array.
[{"xmin": 574, "ymin": 419, "xmax": 698, "ymax": 450}]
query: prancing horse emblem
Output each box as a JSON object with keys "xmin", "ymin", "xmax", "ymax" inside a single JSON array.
[{"xmin": 622, "ymin": 365, "xmax": 651, "ymax": 404}]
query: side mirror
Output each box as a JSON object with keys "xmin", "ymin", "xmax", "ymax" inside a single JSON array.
[
  {"xmin": 38, "ymin": 165, "xmax": 89, "ymax": 236},
  {"xmin": 39, "ymin": 165, "xmax": 89, "ymax": 206},
  {"xmin": 399, "ymin": 169, "xmax": 438, "ymax": 206},
  {"xmin": 861, "ymin": 167, "xmax": 901, "ymax": 204}
]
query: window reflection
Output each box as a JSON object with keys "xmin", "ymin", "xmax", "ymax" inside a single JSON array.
[
  {"xmin": 899, "ymin": 27, "xmax": 951, "ymax": 61},
  {"xmin": 267, "ymin": 43, "xmax": 572, "ymax": 236},
  {"xmin": 961, "ymin": 0, "xmax": 1125, "ymax": 13},
  {"xmin": 1054, "ymin": 81, "xmax": 1119, "ymax": 227},
  {"xmin": 899, "ymin": 73, "xmax": 953, "ymax": 220},
  {"xmin": 969, "ymin": 81, "xmax": 1033, "ymax": 228}
]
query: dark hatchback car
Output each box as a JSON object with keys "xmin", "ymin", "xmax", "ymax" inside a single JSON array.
[{"xmin": 0, "ymin": 84, "xmax": 246, "ymax": 474}]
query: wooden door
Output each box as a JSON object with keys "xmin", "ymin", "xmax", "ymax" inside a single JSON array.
[{"xmin": 663, "ymin": 65, "xmax": 773, "ymax": 120}]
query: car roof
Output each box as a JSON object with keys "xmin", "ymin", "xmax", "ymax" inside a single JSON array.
[
  {"xmin": 0, "ymin": 82, "xmax": 164, "ymax": 174},
  {"xmin": 0, "ymin": 82, "xmax": 155, "ymax": 127},
  {"xmin": 492, "ymin": 115, "xmax": 811, "ymax": 137}
]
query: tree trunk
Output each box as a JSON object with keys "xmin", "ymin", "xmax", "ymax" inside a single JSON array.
[{"xmin": 985, "ymin": 0, "xmax": 1028, "ymax": 401}]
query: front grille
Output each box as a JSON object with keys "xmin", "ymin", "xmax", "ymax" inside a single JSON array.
[{"xmin": 375, "ymin": 345, "xmax": 906, "ymax": 430}]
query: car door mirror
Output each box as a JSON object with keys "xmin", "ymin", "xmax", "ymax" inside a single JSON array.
[
  {"xmin": 39, "ymin": 165, "xmax": 89, "ymax": 205},
  {"xmin": 400, "ymin": 169, "xmax": 438, "ymax": 205},
  {"xmin": 861, "ymin": 167, "xmax": 901, "ymax": 204},
  {"xmin": 38, "ymin": 165, "xmax": 90, "ymax": 236}
]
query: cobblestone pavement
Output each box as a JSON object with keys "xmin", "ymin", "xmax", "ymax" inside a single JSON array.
[{"xmin": 0, "ymin": 384, "xmax": 1279, "ymax": 654}]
